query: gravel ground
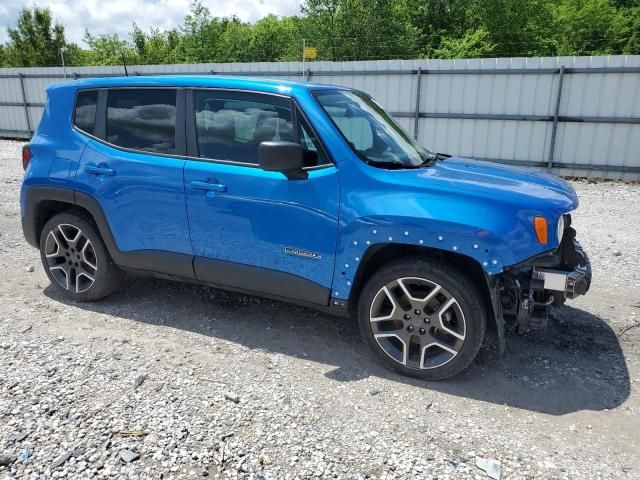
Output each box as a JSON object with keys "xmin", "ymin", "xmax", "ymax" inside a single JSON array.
[{"xmin": 0, "ymin": 138, "xmax": 639, "ymax": 479}]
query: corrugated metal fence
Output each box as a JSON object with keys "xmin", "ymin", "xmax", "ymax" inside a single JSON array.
[{"xmin": 1, "ymin": 55, "xmax": 639, "ymax": 179}]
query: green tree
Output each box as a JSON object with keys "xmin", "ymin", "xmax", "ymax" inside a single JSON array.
[
  {"xmin": 552, "ymin": 0, "xmax": 640, "ymax": 55},
  {"xmin": 3, "ymin": 6, "xmax": 76, "ymax": 67},
  {"xmin": 179, "ymin": 1, "xmax": 214, "ymax": 62},
  {"xmin": 131, "ymin": 23, "xmax": 181, "ymax": 64},
  {"xmin": 249, "ymin": 15, "xmax": 300, "ymax": 61},
  {"xmin": 466, "ymin": 0, "xmax": 556, "ymax": 57},
  {"xmin": 2, "ymin": 0, "xmax": 640, "ymax": 66},
  {"xmin": 433, "ymin": 27, "xmax": 497, "ymax": 58},
  {"xmin": 302, "ymin": 0, "xmax": 420, "ymax": 60},
  {"xmin": 83, "ymin": 31, "xmax": 132, "ymax": 66},
  {"xmin": 218, "ymin": 18, "xmax": 253, "ymax": 62},
  {"xmin": 407, "ymin": 0, "xmax": 471, "ymax": 57}
]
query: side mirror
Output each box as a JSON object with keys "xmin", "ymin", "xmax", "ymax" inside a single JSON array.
[{"xmin": 259, "ymin": 141, "xmax": 307, "ymax": 180}]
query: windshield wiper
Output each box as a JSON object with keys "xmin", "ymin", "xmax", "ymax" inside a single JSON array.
[
  {"xmin": 365, "ymin": 159, "xmax": 418, "ymax": 170},
  {"xmin": 417, "ymin": 151, "xmax": 449, "ymax": 167},
  {"xmin": 352, "ymin": 150, "xmax": 411, "ymax": 169}
]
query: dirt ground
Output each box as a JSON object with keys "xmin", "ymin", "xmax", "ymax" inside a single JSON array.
[{"xmin": 0, "ymin": 138, "xmax": 639, "ymax": 479}]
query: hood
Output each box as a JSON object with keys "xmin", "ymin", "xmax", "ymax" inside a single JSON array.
[{"xmin": 414, "ymin": 156, "xmax": 578, "ymax": 212}]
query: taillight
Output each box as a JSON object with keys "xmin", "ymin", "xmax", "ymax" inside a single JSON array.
[{"xmin": 22, "ymin": 145, "xmax": 31, "ymax": 170}]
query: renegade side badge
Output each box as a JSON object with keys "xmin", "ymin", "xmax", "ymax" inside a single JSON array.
[{"xmin": 284, "ymin": 247, "xmax": 321, "ymax": 260}]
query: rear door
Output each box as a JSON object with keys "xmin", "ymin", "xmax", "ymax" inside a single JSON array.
[
  {"xmin": 73, "ymin": 87, "xmax": 193, "ymax": 276},
  {"xmin": 183, "ymin": 89, "xmax": 340, "ymax": 304}
]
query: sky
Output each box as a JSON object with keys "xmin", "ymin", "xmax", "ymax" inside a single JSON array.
[{"xmin": 0, "ymin": 0, "xmax": 304, "ymax": 45}]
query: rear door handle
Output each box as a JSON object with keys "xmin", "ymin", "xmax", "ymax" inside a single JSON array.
[
  {"xmin": 85, "ymin": 164, "xmax": 115, "ymax": 176},
  {"xmin": 191, "ymin": 180, "xmax": 227, "ymax": 193}
]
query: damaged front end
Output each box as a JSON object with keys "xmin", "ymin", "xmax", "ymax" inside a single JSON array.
[{"xmin": 491, "ymin": 215, "xmax": 591, "ymax": 349}]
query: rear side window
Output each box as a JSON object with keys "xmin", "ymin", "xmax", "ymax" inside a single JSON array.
[
  {"xmin": 74, "ymin": 90, "xmax": 98, "ymax": 135},
  {"xmin": 106, "ymin": 89, "xmax": 177, "ymax": 154},
  {"xmin": 194, "ymin": 90, "xmax": 292, "ymax": 165}
]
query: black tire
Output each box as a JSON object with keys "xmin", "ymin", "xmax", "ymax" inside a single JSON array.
[
  {"xmin": 357, "ymin": 257, "xmax": 487, "ymax": 380},
  {"xmin": 39, "ymin": 211, "xmax": 122, "ymax": 302}
]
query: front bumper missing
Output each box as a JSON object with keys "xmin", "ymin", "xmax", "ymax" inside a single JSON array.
[
  {"xmin": 532, "ymin": 264, "xmax": 590, "ymax": 300},
  {"xmin": 496, "ymin": 224, "xmax": 592, "ymax": 338}
]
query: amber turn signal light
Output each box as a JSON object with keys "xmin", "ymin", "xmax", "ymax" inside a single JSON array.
[{"xmin": 534, "ymin": 216, "xmax": 548, "ymax": 244}]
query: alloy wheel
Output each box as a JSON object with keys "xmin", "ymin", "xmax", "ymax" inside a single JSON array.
[
  {"xmin": 44, "ymin": 224, "xmax": 98, "ymax": 293},
  {"xmin": 369, "ymin": 277, "xmax": 466, "ymax": 370}
]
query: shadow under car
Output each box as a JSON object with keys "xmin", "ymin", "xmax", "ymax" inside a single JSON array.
[{"xmin": 44, "ymin": 276, "xmax": 630, "ymax": 416}]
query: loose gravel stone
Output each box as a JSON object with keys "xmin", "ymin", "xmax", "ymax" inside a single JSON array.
[
  {"xmin": 0, "ymin": 453, "xmax": 17, "ymax": 466},
  {"xmin": 6, "ymin": 432, "xmax": 28, "ymax": 443},
  {"xmin": 120, "ymin": 449, "xmax": 140, "ymax": 463},
  {"xmin": 51, "ymin": 451, "xmax": 73, "ymax": 469},
  {"xmin": 0, "ymin": 139, "xmax": 639, "ymax": 479},
  {"xmin": 224, "ymin": 392, "xmax": 240, "ymax": 403},
  {"xmin": 134, "ymin": 374, "xmax": 146, "ymax": 388}
]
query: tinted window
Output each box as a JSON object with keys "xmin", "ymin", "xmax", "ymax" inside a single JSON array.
[
  {"xmin": 106, "ymin": 89, "xmax": 177, "ymax": 154},
  {"xmin": 74, "ymin": 90, "xmax": 98, "ymax": 135},
  {"xmin": 194, "ymin": 91, "xmax": 292, "ymax": 165}
]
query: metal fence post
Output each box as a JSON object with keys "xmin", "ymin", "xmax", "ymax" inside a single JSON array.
[
  {"xmin": 548, "ymin": 65, "xmax": 565, "ymax": 172},
  {"xmin": 413, "ymin": 67, "xmax": 422, "ymax": 141},
  {"xmin": 18, "ymin": 73, "xmax": 32, "ymax": 137}
]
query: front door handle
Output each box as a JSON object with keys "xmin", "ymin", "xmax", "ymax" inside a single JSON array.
[
  {"xmin": 85, "ymin": 164, "xmax": 116, "ymax": 176},
  {"xmin": 191, "ymin": 180, "xmax": 227, "ymax": 193}
]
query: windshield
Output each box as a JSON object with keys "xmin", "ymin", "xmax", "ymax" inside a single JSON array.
[{"xmin": 314, "ymin": 90, "xmax": 433, "ymax": 168}]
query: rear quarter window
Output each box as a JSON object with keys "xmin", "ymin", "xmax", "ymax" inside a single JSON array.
[
  {"xmin": 73, "ymin": 90, "xmax": 98, "ymax": 135},
  {"xmin": 106, "ymin": 89, "xmax": 177, "ymax": 154}
]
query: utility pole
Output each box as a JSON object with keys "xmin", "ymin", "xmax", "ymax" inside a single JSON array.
[
  {"xmin": 302, "ymin": 38, "xmax": 306, "ymax": 82},
  {"xmin": 60, "ymin": 46, "xmax": 67, "ymax": 79}
]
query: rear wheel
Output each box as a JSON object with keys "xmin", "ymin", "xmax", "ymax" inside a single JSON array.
[
  {"xmin": 39, "ymin": 211, "xmax": 122, "ymax": 301},
  {"xmin": 357, "ymin": 257, "xmax": 486, "ymax": 380}
]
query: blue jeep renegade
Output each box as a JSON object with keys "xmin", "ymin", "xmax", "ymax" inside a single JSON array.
[{"xmin": 20, "ymin": 76, "xmax": 591, "ymax": 379}]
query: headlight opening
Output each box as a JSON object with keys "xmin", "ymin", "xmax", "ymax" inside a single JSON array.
[{"xmin": 557, "ymin": 215, "xmax": 565, "ymax": 243}]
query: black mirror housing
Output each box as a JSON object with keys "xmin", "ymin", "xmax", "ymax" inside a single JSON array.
[{"xmin": 259, "ymin": 141, "xmax": 307, "ymax": 180}]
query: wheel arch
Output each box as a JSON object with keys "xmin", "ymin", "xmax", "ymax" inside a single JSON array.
[
  {"xmin": 22, "ymin": 186, "xmax": 75, "ymax": 248},
  {"xmin": 348, "ymin": 243, "xmax": 495, "ymax": 328},
  {"xmin": 23, "ymin": 186, "xmax": 119, "ymax": 257}
]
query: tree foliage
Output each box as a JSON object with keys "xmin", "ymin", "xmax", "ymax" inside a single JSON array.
[
  {"xmin": 1, "ymin": 1, "xmax": 639, "ymax": 67},
  {"xmin": 1, "ymin": 7, "xmax": 80, "ymax": 67}
]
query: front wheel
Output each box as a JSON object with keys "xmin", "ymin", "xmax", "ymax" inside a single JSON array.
[
  {"xmin": 39, "ymin": 211, "xmax": 122, "ymax": 302},
  {"xmin": 357, "ymin": 257, "xmax": 487, "ymax": 380}
]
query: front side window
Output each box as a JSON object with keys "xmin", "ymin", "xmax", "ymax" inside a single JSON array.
[
  {"xmin": 297, "ymin": 113, "xmax": 329, "ymax": 167},
  {"xmin": 194, "ymin": 91, "xmax": 293, "ymax": 165},
  {"xmin": 74, "ymin": 90, "xmax": 98, "ymax": 135},
  {"xmin": 106, "ymin": 89, "xmax": 177, "ymax": 154},
  {"xmin": 314, "ymin": 90, "xmax": 433, "ymax": 168}
]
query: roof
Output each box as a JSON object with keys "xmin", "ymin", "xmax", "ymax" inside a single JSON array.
[{"xmin": 47, "ymin": 75, "xmax": 348, "ymax": 97}]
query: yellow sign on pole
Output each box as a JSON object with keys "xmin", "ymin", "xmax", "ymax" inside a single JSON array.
[{"xmin": 303, "ymin": 47, "xmax": 317, "ymax": 60}]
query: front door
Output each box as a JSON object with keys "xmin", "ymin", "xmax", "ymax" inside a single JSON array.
[{"xmin": 183, "ymin": 89, "xmax": 340, "ymax": 304}]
